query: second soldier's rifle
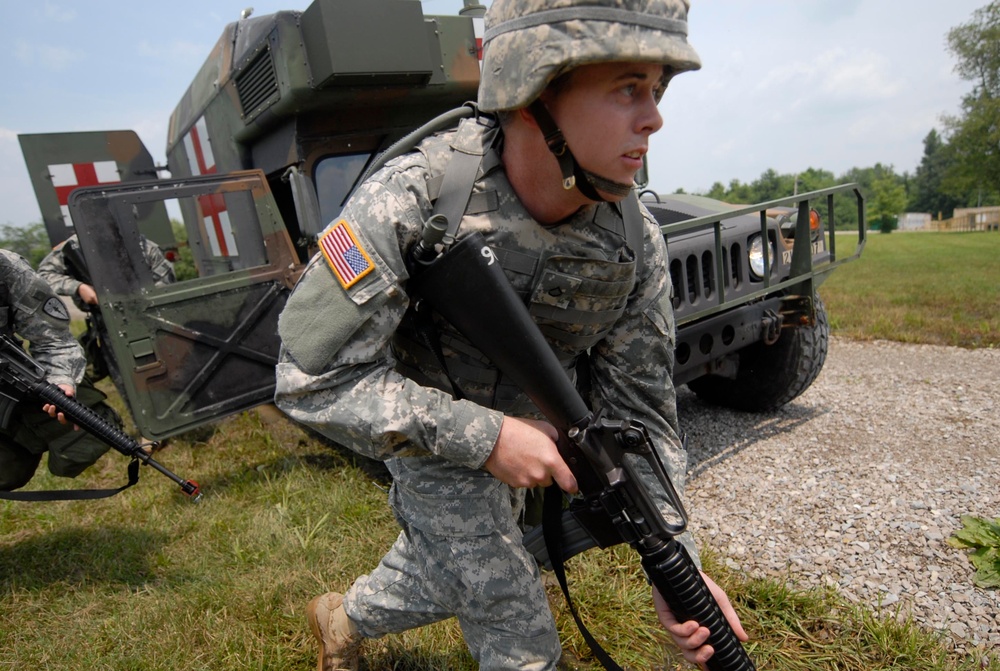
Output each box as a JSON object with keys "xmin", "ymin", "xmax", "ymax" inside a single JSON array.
[
  {"xmin": 0, "ymin": 334, "xmax": 201, "ymax": 502},
  {"xmin": 60, "ymin": 238, "xmax": 113, "ymax": 383},
  {"xmin": 405, "ymin": 218, "xmax": 755, "ymax": 671}
]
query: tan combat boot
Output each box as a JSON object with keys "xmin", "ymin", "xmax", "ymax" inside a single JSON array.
[{"xmin": 306, "ymin": 592, "xmax": 363, "ymax": 671}]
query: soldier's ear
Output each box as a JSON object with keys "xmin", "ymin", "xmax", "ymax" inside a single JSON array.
[{"xmin": 516, "ymin": 105, "xmax": 541, "ymax": 129}]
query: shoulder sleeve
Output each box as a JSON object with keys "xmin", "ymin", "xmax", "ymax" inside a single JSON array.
[
  {"xmin": 4, "ymin": 251, "xmax": 85, "ymax": 388},
  {"xmin": 275, "ymin": 162, "xmax": 502, "ymax": 470},
  {"xmin": 36, "ymin": 242, "xmax": 83, "ymax": 298}
]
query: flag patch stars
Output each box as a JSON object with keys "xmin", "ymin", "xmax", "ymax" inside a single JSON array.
[{"xmin": 319, "ymin": 219, "xmax": 375, "ymax": 290}]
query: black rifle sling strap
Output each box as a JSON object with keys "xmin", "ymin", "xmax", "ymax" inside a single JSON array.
[
  {"xmin": 621, "ymin": 190, "xmax": 645, "ymax": 283},
  {"xmin": 543, "ymin": 484, "xmax": 626, "ymax": 671},
  {"xmin": 0, "ymin": 459, "xmax": 140, "ymax": 501}
]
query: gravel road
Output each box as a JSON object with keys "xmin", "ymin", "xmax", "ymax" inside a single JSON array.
[{"xmin": 679, "ymin": 336, "xmax": 1000, "ymax": 660}]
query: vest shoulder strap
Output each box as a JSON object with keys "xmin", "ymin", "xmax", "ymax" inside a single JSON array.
[{"xmin": 621, "ymin": 191, "xmax": 645, "ymax": 278}]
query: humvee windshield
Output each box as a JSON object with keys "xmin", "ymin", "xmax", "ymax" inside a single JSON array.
[{"xmin": 315, "ymin": 152, "xmax": 374, "ymax": 226}]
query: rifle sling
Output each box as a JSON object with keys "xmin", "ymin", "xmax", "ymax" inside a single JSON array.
[
  {"xmin": 0, "ymin": 458, "xmax": 139, "ymax": 501},
  {"xmin": 543, "ymin": 483, "xmax": 625, "ymax": 671}
]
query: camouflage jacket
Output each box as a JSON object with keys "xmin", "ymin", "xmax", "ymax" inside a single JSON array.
[
  {"xmin": 275, "ymin": 119, "xmax": 683, "ymax": 481},
  {"xmin": 0, "ymin": 249, "xmax": 85, "ymax": 389},
  {"xmin": 38, "ymin": 233, "xmax": 175, "ymax": 305}
]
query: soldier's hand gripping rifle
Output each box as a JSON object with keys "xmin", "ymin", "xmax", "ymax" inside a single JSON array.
[
  {"xmin": 406, "ymin": 219, "xmax": 755, "ymax": 671},
  {"xmin": 0, "ymin": 334, "xmax": 201, "ymax": 501}
]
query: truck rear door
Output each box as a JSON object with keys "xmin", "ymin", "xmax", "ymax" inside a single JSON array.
[
  {"xmin": 67, "ymin": 170, "xmax": 300, "ymax": 439},
  {"xmin": 18, "ymin": 131, "xmax": 175, "ymax": 252}
]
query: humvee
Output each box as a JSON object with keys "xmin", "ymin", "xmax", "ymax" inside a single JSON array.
[{"xmin": 18, "ymin": 0, "xmax": 864, "ymax": 440}]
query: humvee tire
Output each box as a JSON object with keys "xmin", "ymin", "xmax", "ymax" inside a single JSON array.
[{"xmin": 686, "ymin": 294, "xmax": 829, "ymax": 412}]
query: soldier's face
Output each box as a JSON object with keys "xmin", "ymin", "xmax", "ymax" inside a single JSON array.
[{"xmin": 541, "ymin": 62, "xmax": 666, "ymax": 199}]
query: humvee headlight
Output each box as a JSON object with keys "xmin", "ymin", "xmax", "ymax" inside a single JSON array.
[{"xmin": 748, "ymin": 234, "xmax": 775, "ymax": 279}]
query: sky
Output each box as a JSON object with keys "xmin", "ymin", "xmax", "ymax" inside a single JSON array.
[{"xmin": 0, "ymin": 0, "xmax": 986, "ymax": 229}]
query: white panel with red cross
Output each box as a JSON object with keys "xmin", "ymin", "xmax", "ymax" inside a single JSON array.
[
  {"xmin": 48, "ymin": 161, "xmax": 120, "ymax": 228},
  {"xmin": 474, "ymin": 17, "xmax": 484, "ymax": 67},
  {"xmin": 182, "ymin": 116, "xmax": 238, "ymax": 258}
]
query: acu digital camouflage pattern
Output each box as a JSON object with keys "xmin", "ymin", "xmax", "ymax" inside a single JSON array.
[
  {"xmin": 479, "ymin": 0, "xmax": 702, "ymax": 111},
  {"xmin": 275, "ymin": 118, "xmax": 693, "ymax": 667},
  {"xmin": 0, "ymin": 249, "xmax": 117, "ymax": 491},
  {"xmin": 38, "ymin": 233, "xmax": 177, "ymax": 404},
  {"xmin": 38, "ymin": 234, "xmax": 176, "ymax": 308},
  {"xmin": 0, "ymin": 249, "xmax": 83, "ymax": 388}
]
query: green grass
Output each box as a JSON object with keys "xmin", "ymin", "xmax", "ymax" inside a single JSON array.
[
  {"xmin": 3, "ymin": 230, "xmax": 999, "ymax": 670},
  {"xmin": 3, "ymin": 408, "xmax": 997, "ymax": 671},
  {"xmin": 822, "ymin": 231, "xmax": 1000, "ymax": 348}
]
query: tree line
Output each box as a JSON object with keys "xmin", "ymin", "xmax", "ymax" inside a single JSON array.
[{"xmin": 683, "ymin": 2, "xmax": 1000, "ymax": 232}]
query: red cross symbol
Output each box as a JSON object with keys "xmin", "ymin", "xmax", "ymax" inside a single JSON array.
[
  {"xmin": 183, "ymin": 116, "xmax": 236, "ymax": 257},
  {"xmin": 474, "ymin": 17, "xmax": 484, "ymax": 63},
  {"xmin": 49, "ymin": 161, "xmax": 120, "ymax": 227}
]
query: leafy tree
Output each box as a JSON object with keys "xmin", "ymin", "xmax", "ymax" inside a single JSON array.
[
  {"xmin": 909, "ymin": 129, "xmax": 963, "ymax": 218},
  {"xmin": 942, "ymin": 2, "xmax": 1000, "ymax": 203},
  {"xmin": 869, "ymin": 171, "xmax": 908, "ymax": 233},
  {"xmin": 705, "ymin": 181, "xmax": 728, "ymax": 201},
  {"xmin": 170, "ymin": 219, "xmax": 199, "ymax": 282},
  {"xmin": 0, "ymin": 222, "xmax": 52, "ymax": 268},
  {"xmin": 794, "ymin": 167, "xmax": 837, "ymax": 195},
  {"xmin": 693, "ymin": 166, "xmax": 876, "ymax": 232}
]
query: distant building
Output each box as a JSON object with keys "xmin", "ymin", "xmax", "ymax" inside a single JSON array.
[
  {"xmin": 898, "ymin": 212, "xmax": 931, "ymax": 231},
  {"xmin": 929, "ymin": 206, "xmax": 1000, "ymax": 232}
]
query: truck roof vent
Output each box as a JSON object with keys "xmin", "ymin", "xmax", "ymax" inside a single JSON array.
[{"xmin": 236, "ymin": 47, "xmax": 280, "ymax": 123}]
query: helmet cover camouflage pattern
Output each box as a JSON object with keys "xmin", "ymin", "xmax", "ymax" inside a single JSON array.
[{"xmin": 479, "ymin": 0, "xmax": 702, "ymax": 112}]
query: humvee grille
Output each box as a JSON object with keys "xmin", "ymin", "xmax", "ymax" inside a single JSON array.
[
  {"xmin": 669, "ymin": 243, "xmax": 745, "ymax": 312},
  {"xmin": 236, "ymin": 48, "xmax": 279, "ymax": 121}
]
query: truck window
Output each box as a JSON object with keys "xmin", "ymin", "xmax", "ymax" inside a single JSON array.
[
  {"xmin": 314, "ymin": 153, "xmax": 372, "ymax": 228},
  {"xmin": 176, "ymin": 188, "xmax": 270, "ymax": 276}
]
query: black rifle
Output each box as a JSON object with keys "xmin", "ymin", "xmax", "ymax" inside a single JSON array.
[
  {"xmin": 406, "ymin": 222, "xmax": 755, "ymax": 671},
  {"xmin": 0, "ymin": 334, "xmax": 201, "ymax": 501},
  {"xmin": 59, "ymin": 237, "xmax": 115, "ymax": 383}
]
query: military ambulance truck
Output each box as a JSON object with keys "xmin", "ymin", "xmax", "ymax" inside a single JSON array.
[{"xmin": 19, "ymin": 0, "xmax": 864, "ymax": 440}]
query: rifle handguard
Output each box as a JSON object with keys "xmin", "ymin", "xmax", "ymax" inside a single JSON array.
[{"xmin": 33, "ymin": 383, "xmax": 201, "ymax": 501}]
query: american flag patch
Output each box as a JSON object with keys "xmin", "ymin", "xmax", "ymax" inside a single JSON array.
[{"xmin": 319, "ymin": 219, "xmax": 375, "ymax": 290}]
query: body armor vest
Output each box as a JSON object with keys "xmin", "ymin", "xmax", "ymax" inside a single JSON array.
[{"xmin": 391, "ymin": 118, "xmax": 642, "ymax": 415}]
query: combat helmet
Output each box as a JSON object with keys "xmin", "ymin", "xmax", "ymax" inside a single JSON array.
[{"xmin": 478, "ymin": 0, "xmax": 701, "ymax": 200}]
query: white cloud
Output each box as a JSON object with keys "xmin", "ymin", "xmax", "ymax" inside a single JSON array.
[
  {"xmin": 15, "ymin": 40, "xmax": 83, "ymax": 71},
  {"xmin": 757, "ymin": 48, "xmax": 901, "ymax": 103}
]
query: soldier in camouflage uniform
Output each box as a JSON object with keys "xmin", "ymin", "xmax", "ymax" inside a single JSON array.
[
  {"xmin": 0, "ymin": 248, "xmax": 121, "ymax": 491},
  {"xmin": 38, "ymin": 233, "xmax": 175, "ymax": 386},
  {"xmin": 39, "ymin": 233, "xmax": 175, "ymax": 310},
  {"xmin": 275, "ymin": 0, "xmax": 746, "ymax": 669}
]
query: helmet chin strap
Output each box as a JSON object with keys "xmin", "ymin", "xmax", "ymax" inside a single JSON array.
[{"xmin": 528, "ymin": 100, "xmax": 633, "ymax": 202}]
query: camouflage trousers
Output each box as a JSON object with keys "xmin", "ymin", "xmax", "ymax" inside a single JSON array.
[
  {"xmin": 344, "ymin": 455, "xmax": 561, "ymax": 670},
  {"xmin": 0, "ymin": 379, "xmax": 118, "ymax": 491}
]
